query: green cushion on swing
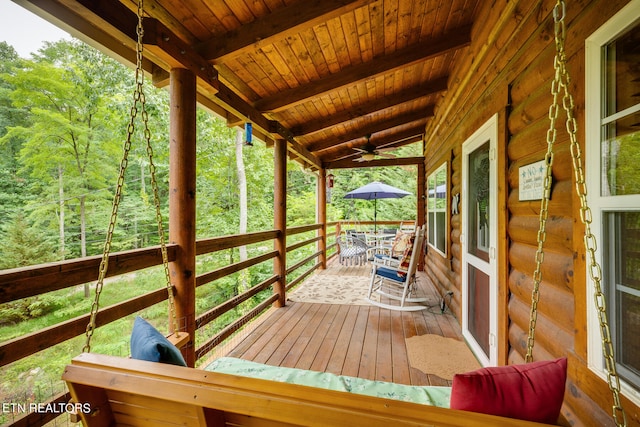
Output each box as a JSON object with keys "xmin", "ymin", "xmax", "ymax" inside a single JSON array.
[
  {"xmin": 130, "ymin": 316, "xmax": 186, "ymax": 366},
  {"xmin": 449, "ymin": 357, "xmax": 567, "ymax": 424}
]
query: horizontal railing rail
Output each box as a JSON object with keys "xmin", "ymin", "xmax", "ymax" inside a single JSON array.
[{"xmin": 0, "ymin": 245, "xmax": 178, "ymax": 304}]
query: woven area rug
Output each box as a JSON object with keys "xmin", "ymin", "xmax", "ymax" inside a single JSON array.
[
  {"xmin": 405, "ymin": 334, "xmax": 481, "ymax": 380},
  {"xmin": 287, "ymin": 274, "xmax": 370, "ymax": 305}
]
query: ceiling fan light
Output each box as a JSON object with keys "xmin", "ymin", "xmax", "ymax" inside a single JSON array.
[{"xmin": 362, "ymin": 152, "xmax": 376, "ymax": 161}]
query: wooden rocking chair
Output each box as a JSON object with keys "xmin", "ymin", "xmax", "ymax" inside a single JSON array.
[{"xmin": 366, "ymin": 225, "xmax": 427, "ymax": 311}]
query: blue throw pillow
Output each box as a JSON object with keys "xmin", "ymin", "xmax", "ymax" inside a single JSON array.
[{"xmin": 130, "ymin": 316, "xmax": 186, "ymax": 366}]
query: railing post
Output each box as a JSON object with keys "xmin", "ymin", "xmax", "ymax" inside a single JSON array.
[
  {"xmin": 417, "ymin": 162, "xmax": 426, "ymax": 271},
  {"xmin": 169, "ymin": 67, "xmax": 197, "ymax": 366},
  {"xmin": 318, "ymin": 168, "xmax": 327, "ymax": 269},
  {"xmin": 273, "ymin": 137, "xmax": 287, "ymax": 307}
]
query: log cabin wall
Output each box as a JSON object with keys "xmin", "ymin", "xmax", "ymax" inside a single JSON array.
[{"xmin": 422, "ymin": 1, "xmax": 638, "ymax": 426}]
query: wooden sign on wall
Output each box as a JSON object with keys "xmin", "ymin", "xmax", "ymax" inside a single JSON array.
[{"xmin": 519, "ymin": 160, "xmax": 548, "ymax": 201}]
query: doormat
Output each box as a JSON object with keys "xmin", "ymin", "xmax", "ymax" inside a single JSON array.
[
  {"xmin": 287, "ymin": 275, "xmax": 370, "ymax": 305},
  {"xmin": 405, "ymin": 334, "xmax": 481, "ymax": 380}
]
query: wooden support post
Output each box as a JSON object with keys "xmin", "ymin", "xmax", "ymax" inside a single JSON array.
[
  {"xmin": 273, "ymin": 138, "xmax": 287, "ymax": 307},
  {"xmin": 318, "ymin": 168, "xmax": 327, "ymax": 269},
  {"xmin": 169, "ymin": 68, "xmax": 197, "ymax": 366},
  {"xmin": 417, "ymin": 162, "xmax": 426, "ymax": 271}
]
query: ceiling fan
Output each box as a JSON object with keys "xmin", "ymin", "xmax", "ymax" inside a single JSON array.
[{"xmin": 353, "ymin": 135, "xmax": 396, "ymax": 162}]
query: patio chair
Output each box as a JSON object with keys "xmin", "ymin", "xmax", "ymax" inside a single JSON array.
[
  {"xmin": 336, "ymin": 235, "xmax": 368, "ymax": 266},
  {"xmin": 366, "ymin": 225, "xmax": 427, "ymax": 311}
]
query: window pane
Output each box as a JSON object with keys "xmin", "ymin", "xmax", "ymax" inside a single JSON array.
[
  {"xmin": 601, "ymin": 24, "xmax": 640, "ymax": 196},
  {"xmin": 603, "ymin": 27, "xmax": 640, "ymax": 116},
  {"xmin": 428, "ymin": 175, "xmax": 436, "ymax": 210},
  {"xmin": 619, "ymin": 293, "xmax": 640, "ymax": 381},
  {"xmin": 428, "ymin": 212, "xmax": 435, "ymax": 243},
  {"xmin": 436, "ymin": 212, "xmax": 446, "ymax": 253},
  {"xmin": 602, "ymin": 125, "xmax": 640, "ymax": 196},
  {"xmin": 427, "ymin": 163, "xmax": 447, "ymax": 255},
  {"xmin": 604, "ymin": 211, "xmax": 640, "ymax": 386},
  {"xmin": 467, "ymin": 141, "xmax": 490, "ymax": 259}
]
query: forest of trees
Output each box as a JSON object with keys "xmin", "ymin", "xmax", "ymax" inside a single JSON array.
[
  {"xmin": 0, "ymin": 39, "xmax": 418, "ymax": 272},
  {"xmin": 0, "ymin": 37, "xmax": 418, "ymax": 419}
]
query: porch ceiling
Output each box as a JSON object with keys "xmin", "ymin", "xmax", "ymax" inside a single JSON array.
[{"xmin": 16, "ymin": 0, "xmax": 479, "ymax": 169}]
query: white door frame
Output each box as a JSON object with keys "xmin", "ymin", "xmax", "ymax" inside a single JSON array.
[{"xmin": 461, "ymin": 114, "xmax": 499, "ymax": 367}]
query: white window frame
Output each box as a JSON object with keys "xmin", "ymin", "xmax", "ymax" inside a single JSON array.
[
  {"xmin": 585, "ymin": 0, "xmax": 640, "ymax": 406},
  {"xmin": 426, "ymin": 162, "xmax": 448, "ymax": 257}
]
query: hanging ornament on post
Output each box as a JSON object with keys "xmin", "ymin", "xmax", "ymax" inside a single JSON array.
[
  {"xmin": 244, "ymin": 120, "xmax": 253, "ymax": 146},
  {"xmin": 326, "ymin": 173, "xmax": 334, "ymax": 204}
]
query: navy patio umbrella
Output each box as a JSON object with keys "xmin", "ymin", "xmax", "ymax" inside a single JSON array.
[{"xmin": 344, "ymin": 181, "xmax": 411, "ymax": 232}]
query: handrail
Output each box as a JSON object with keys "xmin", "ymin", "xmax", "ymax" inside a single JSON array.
[
  {"xmin": 287, "ymin": 223, "xmax": 322, "ymax": 236},
  {"xmin": 286, "ymin": 250, "xmax": 323, "ymax": 275},
  {"xmin": 0, "ymin": 287, "xmax": 169, "ymax": 368},
  {"xmin": 196, "ymin": 230, "xmax": 279, "ymax": 255},
  {"xmin": 287, "ymin": 235, "xmax": 322, "ymax": 253},
  {"xmin": 0, "ymin": 244, "xmax": 178, "ymax": 304},
  {"xmin": 196, "ymin": 250, "xmax": 279, "ymax": 287}
]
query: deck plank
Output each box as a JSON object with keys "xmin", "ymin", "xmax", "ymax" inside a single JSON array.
[
  {"xmin": 281, "ymin": 303, "xmax": 329, "ymax": 368},
  {"xmin": 220, "ymin": 259, "xmax": 463, "ymax": 388},
  {"xmin": 325, "ymin": 305, "xmax": 360, "ymax": 375},
  {"xmin": 375, "ymin": 307, "xmax": 393, "ymax": 382},
  {"xmin": 295, "ymin": 304, "xmax": 339, "ymax": 370},
  {"xmin": 342, "ymin": 306, "xmax": 370, "ymax": 377},
  {"xmin": 267, "ymin": 303, "xmax": 322, "ymax": 367},
  {"xmin": 358, "ymin": 307, "xmax": 379, "ymax": 380},
  {"xmin": 391, "ymin": 311, "xmax": 411, "ymax": 384},
  {"xmin": 309, "ymin": 304, "xmax": 351, "ymax": 372}
]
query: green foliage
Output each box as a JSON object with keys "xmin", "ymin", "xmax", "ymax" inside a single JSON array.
[{"xmin": 0, "ymin": 213, "xmax": 56, "ymax": 269}]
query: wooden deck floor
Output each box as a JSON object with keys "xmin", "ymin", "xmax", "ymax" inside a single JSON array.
[{"xmin": 216, "ymin": 258, "xmax": 463, "ymax": 387}]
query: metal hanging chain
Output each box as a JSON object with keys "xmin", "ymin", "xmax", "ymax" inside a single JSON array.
[
  {"xmin": 84, "ymin": 0, "xmax": 179, "ymax": 353},
  {"xmin": 526, "ymin": 1, "xmax": 626, "ymax": 425}
]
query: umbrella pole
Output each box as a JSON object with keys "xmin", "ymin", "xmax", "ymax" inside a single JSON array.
[{"xmin": 374, "ymin": 198, "xmax": 377, "ymax": 233}]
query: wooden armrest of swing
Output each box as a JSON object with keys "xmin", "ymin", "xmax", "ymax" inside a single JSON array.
[{"xmin": 166, "ymin": 331, "xmax": 190, "ymax": 349}]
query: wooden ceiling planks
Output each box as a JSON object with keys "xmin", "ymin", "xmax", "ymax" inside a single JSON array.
[{"xmin": 29, "ymin": 0, "xmax": 481, "ymax": 168}]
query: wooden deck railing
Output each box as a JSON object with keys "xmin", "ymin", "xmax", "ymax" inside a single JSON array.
[
  {"xmin": 0, "ymin": 223, "xmax": 334, "ymax": 427},
  {"xmin": 0, "ymin": 220, "xmax": 411, "ymax": 427}
]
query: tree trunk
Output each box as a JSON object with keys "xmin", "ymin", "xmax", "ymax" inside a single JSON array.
[
  {"xmin": 236, "ymin": 129, "xmax": 248, "ymax": 293},
  {"xmin": 58, "ymin": 165, "xmax": 65, "ymax": 260},
  {"xmin": 79, "ymin": 194, "xmax": 89, "ymax": 297}
]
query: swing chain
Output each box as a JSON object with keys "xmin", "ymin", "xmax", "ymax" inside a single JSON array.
[
  {"xmin": 526, "ymin": 2, "xmax": 562, "ymax": 365},
  {"xmin": 84, "ymin": 0, "xmax": 179, "ymax": 353},
  {"xmin": 527, "ymin": 1, "xmax": 626, "ymax": 425}
]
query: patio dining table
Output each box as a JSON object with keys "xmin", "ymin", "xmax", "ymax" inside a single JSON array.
[{"xmin": 363, "ymin": 232, "xmax": 396, "ymax": 256}]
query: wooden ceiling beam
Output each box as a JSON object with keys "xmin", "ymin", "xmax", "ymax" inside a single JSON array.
[
  {"xmin": 255, "ymin": 25, "xmax": 471, "ymax": 113},
  {"xmin": 198, "ymin": 0, "xmax": 372, "ymax": 63},
  {"xmin": 291, "ymin": 79, "xmax": 445, "ymax": 137},
  {"xmin": 325, "ymin": 156, "xmax": 424, "ymax": 170},
  {"xmin": 307, "ymin": 110, "xmax": 428, "ymax": 152},
  {"xmin": 68, "ymin": 0, "xmax": 219, "ymax": 95}
]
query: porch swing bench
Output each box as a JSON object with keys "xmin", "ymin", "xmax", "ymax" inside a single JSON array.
[{"xmin": 62, "ymin": 352, "xmax": 556, "ymax": 427}]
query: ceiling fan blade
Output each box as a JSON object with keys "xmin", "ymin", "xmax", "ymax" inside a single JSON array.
[
  {"xmin": 379, "ymin": 152, "xmax": 396, "ymax": 159},
  {"xmin": 376, "ymin": 146, "xmax": 396, "ymax": 153}
]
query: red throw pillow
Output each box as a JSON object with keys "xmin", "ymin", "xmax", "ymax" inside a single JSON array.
[{"xmin": 449, "ymin": 358, "xmax": 567, "ymax": 424}]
